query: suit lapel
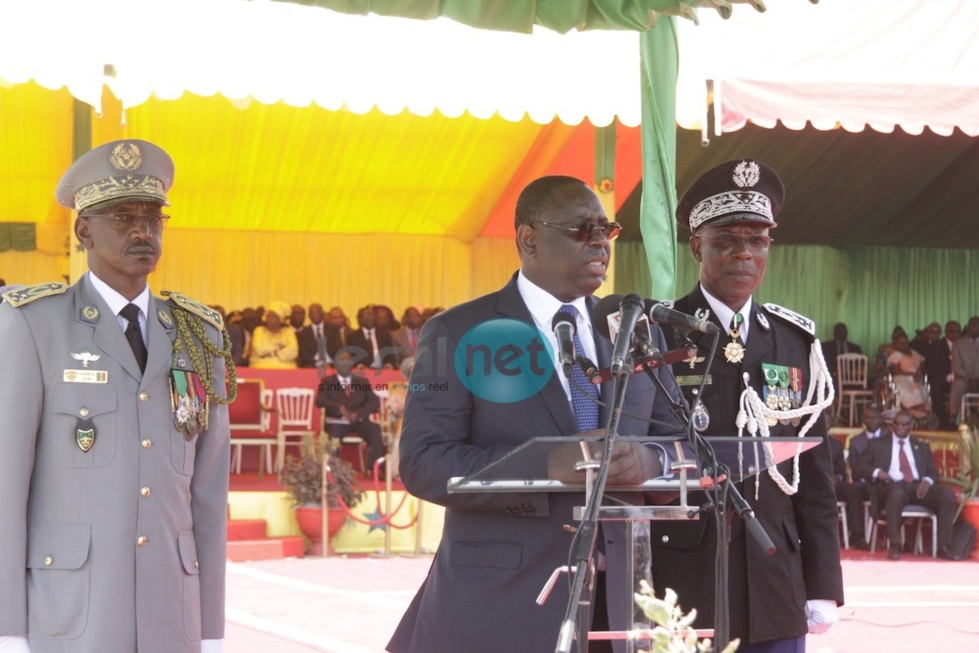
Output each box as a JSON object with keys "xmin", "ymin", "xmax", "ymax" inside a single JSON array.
[
  {"xmin": 495, "ymin": 275, "xmax": 577, "ymax": 436},
  {"xmin": 588, "ymin": 295, "xmax": 614, "ymax": 425}
]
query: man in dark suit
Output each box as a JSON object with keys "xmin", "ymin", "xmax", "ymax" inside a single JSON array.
[
  {"xmin": 387, "ymin": 176, "xmax": 685, "ymax": 653},
  {"xmin": 347, "ymin": 305, "xmax": 398, "ymax": 370},
  {"xmin": 297, "ymin": 302, "xmax": 329, "ymax": 370},
  {"xmin": 316, "ymin": 351, "xmax": 384, "ymax": 468},
  {"xmin": 857, "ymin": 409, "xmax": 957, "ymax": 559},
  {"xmin": 324, "ymin": 306, "xmax": 352, "ymax": 362},
  {"xmin": 912, "ymin": 322, "xmax": 953, "ymax": 429},
  {"xmin": 845, "ymin": 406, "xmax": 888, "ymax": 547},
  {"xmin": 653, "ymin": 160, "xmax": 844, "ymax": 652},
  {"xmin": 821, "ymin": 322, "xmax": 863, "ymax": 394}
]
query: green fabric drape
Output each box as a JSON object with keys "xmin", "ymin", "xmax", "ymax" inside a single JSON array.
[
  {"xmin": 638, "ymin": 19, "xmax": 679, "ymax": 298},
  {"xmin": 0, "ymin": 223, "xmax": 37, "ymax": 251},
  {"xmin": 618, "ymin": 240, "xmax": 979, "ymax": 350},
  {"xmin": 274, "ymin": 0, "xmax": 699, "ymax": 33}
]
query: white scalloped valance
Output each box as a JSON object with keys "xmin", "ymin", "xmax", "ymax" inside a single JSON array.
[{"xmin": 0, "ymin": 0, "xmax": 641, "ymax": 126}]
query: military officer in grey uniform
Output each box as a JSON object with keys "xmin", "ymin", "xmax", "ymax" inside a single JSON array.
[{"xmin": 0, "ymin": 139, "xmax": 234, "ymax": 653}]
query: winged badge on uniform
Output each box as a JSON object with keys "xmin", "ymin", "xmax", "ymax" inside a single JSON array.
[{"xmin": 71, "ymin": 352, "xmax": 101, "ymax": 368}]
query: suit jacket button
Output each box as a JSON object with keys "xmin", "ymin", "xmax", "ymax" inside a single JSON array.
[
  {"xmin": 43, "ymin": 556, "xmax": 53, "ymax": 566},
  {"xmin": 141, "ymin": 439, "xmax": 152, "ymax": 448},
  {"xmin": 79, "ymin": 408, "xmax": 89, "ymax": 417},
  {"xmin": 661, "ymin": 535, "xmax": 670, "ymax": 543},
  {"xmin": 137, "ymin": 536, "xmax": 149, "ymax": 547},
  {"xmin": 139, "ymin": 392, "xmax": 149, "ymax": 402},
  {"xmin": 140, "ymin": 486, "xmax": 151, "ymax": 497}
]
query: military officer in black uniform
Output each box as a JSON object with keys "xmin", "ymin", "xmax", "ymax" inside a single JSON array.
[{"xmin": 650, "ymin": 160, "xmax": 844, "ymax": 652}]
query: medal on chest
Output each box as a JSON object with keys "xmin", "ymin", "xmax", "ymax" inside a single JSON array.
[{"xmin": 169, "ymin": 368, "xmax": 208, "ymax": 438}]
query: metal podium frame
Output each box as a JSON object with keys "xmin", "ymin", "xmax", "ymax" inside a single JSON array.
[{"xmin": 447, "ymin": 434, "xmax": 822, "ymax": 653}]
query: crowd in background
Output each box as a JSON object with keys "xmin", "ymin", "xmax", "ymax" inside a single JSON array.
[
  {"xmin": 822, "ymin": 317, "xmax": 979, "ymax": 430},
  {"xmin": 212, "ymin": 301, "xmax": 443, "ymax": 372}
]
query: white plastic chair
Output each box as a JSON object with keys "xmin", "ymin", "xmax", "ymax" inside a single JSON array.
[
  {"xmin": 275, "ymin": 387, "xmax": 317, "ymax": 472},
  {"xmin": 837, "ymin": 353, "xmax": 874, "ymax": 426},
  {"xmin": 869, "ymin": 505, "xmax": 937, "ymax": 557}
]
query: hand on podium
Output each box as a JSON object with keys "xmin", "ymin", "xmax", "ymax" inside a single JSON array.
[{"xmin": 545, "ymin": 430, "xmax": 663, "ymax": 485}]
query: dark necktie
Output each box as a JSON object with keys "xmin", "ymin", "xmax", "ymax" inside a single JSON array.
[
  {"xmin": 898, "ymin": 441, "xmax": 916, "ymax": 481},
  {"xmin": 560, "ymin": 305, "xmax": 599, "ymax": 431},
  {"xmin": 120, "ymin": 303, "xmax": 147, "ymax": 373},
  {"xmin": 315, "ymin": 326, "xmax": 328, "ymax": 366}
]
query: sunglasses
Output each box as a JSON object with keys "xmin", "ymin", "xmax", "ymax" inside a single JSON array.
[{"xmin": 531, "ymin": 220, "xmax": 622, "ymax": 242}]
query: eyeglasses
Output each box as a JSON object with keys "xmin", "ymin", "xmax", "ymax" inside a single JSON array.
[
  {"xmin": 82, "ymin": 212, "xmax": 170, "ymax": 232},
  {"xmin": 695, "ymin": 233, "xmax": 773, "ymax": 252},
  {"xmin": 531, "ymin": 220, "xmax": 622, "ymax": 242}
]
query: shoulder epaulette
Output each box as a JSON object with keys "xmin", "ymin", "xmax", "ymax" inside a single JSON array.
[
  {"xmin": 2, "ymin": 282, "xmax": 67, "ymax": 307},
  {"xmin": 162, "ymin": 291, "xmax": 224, "ymax": 330},
  {"xmin": 762, "ymin": 302, "xmax": 815, "ymax": 338}
]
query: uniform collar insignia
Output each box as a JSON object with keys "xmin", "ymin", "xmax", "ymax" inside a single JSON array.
[
  {"xmin": 81, "ymin": 305, "xmax": 100, "ymax": 322},
  {"xmin": 757, "ymin": 312, "xmax": 770, "ymax": 331}
]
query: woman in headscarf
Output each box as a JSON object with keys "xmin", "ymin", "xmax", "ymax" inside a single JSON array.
[{"xmin": 248, "ymin": 300, "xmax": 299, "ymax": 368}]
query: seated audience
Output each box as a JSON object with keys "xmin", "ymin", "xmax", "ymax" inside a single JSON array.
[
  {"xmin": 248, "ymin": 300, "xmax": 299, "ymax": 368},
  {"xmin": 952, "ymin": 316, "xmax": 979, "ymax": 423},
  {"xmin": 348, "ymin": 304, "xmax": 397, "ymax": 370},
  {"xmin": 855, "ymin": 410, "xmax": 957, "ymax": 560},
  {"xmin": 325, "ymin": 306, "xmax": 353, "ymax": 362},
  {"xmin": 298, "ymin": 302, "xmax": 329, "ymax": 369},
  {"xmin": 912, "ymin": 322, "xmax": 953, "ymax": 429},
  {"xmin": 887, "ymin": 332, "xmax": 929, "ymax": 416},
  {"xmin": 316, "ymin": 351, "xmax": 385, "ymax": 471},
  {"xmin": 845, "ymin": 406, "xmax": 888, "ymax": 549}
]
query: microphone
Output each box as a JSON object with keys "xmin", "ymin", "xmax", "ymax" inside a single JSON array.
[
  {"xmin": 646, "ymin": 299, "xmax": 721, "ymax": 335},
  {"xmin": 609, "ymin": 294, "xmax": 644, "ymax": 377},
  {"xmin": 551, "ymin": 310, "xmax": 577, "ymax": 375}
]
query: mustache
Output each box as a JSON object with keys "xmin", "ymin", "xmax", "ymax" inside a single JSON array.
[{"xmin": 126, "ymin": 240, "xmax": 158, "ymax": 255}]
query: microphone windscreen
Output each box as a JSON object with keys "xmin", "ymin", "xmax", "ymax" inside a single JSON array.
[{"xmin": 551, "ymin": 310, "xmax": 577, "ymax": 334}]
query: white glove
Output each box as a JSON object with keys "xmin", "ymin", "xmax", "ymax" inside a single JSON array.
[
  {"xmin": 805, "ymin": 599, "xmax": 839, "ymax": 634},
  {"xmin": 201, "ymin": 640, "xmax": 224, "ymax": 653},
  {"xmin": 0, "ymin": 636, "xmax": 30, "ymax": 652}
]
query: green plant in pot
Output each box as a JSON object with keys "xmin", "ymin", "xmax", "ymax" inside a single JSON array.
[{"xmin": 280, "ymin": 432, "xmax": 365, "ymax": 549}]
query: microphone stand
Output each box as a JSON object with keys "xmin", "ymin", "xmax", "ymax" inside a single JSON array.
[
  {"xmin": 555, "ymin": 352, "xmax": 635, "ymax": 653},
  {"xmin": 643, "ymin": 332, "xmax": 775, "ymax": 651}
]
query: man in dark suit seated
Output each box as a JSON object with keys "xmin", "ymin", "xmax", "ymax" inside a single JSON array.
[
  {"xmin": 317, "ymin": 351, "xmax": 384, "ymax": 470},
  {"xmin": 297, "ymin": 302, "xmax": 329, "ymax": 370},
  {"xmin": 858, "ymin": 409, "xmax": 957, "ymax": 560},
  {"xmin": 845, "ymin": 406, "xmax": 888, "ymax": 548}
]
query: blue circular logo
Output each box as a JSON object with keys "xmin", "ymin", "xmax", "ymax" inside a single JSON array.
[{"xmin": 454, "ymin": 318, "xmax": 555, "ymax": 403}]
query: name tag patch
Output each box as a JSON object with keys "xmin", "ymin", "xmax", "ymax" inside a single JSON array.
[{"xmin": 64, "ymin": 369, "xmax": 108, "ymax": 384}]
